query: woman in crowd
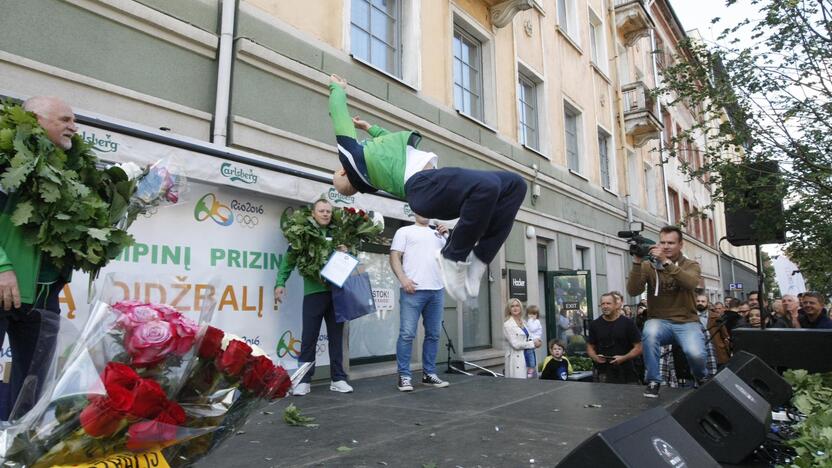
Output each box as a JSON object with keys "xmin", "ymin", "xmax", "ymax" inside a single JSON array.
[
  {"xmin": 503, "ymin": 298, "xmax": 541, "ymax": 379},
  {"xmin": 274, "ymin": 199, "xmax": 353, "ymax": 396}
]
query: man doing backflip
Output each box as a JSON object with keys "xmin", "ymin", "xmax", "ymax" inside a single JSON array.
[{"xmin": 327, "ymin": 74, "xmax": 526, "ymax": 302}]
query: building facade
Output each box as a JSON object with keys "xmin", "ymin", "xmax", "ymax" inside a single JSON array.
[{"xmin": 0, "ymin": 0, "xmax": 754, "ymax": 378}]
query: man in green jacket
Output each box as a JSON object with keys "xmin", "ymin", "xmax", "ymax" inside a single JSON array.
[
  {"xmin": 274, "ymin": 199, "xmax": 353, "ymax": 396},
  {"xmin": 0, "ymin": 96, "xmax": 77, "ymax": 419},
  {"xmin": 327, "ymin": 74, "xmax": 526, "ymax": 303}
]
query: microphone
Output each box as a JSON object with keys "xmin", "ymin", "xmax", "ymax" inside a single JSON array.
[{"xmin": 429, "ymin": 224, "xmax": 450, "ymax": 239}]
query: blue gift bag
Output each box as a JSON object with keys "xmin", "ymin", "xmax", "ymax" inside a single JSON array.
[{"xmin": 331, "ymin": 269, "xmax": 376, "ymax": 323}]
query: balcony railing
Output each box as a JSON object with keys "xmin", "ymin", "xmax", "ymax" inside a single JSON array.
[
  {"xmin": 621, "ymin": 82, "xmax": 662, "ymax": 147},
  {"xmin": 614, "ymin": 0, "xmax": 654, "ymax": 47}
]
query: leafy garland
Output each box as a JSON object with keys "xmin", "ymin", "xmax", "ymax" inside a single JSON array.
[
  {"xmin": 783, "ymin": 370, "xmax": 832, "ymax": 467},
  {"xmin": 0, "ymin": 102, "xmax": 136, "ymax": 273},
  {"xmin": 280, "ymin": 205, "xmax": 382, "ymax": 280}
]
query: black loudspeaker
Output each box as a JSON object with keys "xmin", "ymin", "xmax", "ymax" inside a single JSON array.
[
  {"xmin": 723, "ymin": 161, "xmax": 786, "ymax": 246},
  {"xmin": 671, "ymin": 369, "xmax": 771, "ymax": 464},
  {"xmin": 732, "ymin": 328, "xmax": 832, "ymax": 373},
  {"xmin": 726, "ymin": 350, "xmax": 793, "ymax": 407},
  {"xmin": 557, "ymin": 406, "xmax": 719, "ymax": 467}
]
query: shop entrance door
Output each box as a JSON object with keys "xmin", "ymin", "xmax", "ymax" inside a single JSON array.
[{"xmin": 544, "ymin": 270, "xmax": 593, "ymax": 355}]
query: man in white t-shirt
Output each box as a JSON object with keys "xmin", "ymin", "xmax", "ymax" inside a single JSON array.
[{"xmin": 390, "ymin": 215, "xmax": 451, "ymax": 391}]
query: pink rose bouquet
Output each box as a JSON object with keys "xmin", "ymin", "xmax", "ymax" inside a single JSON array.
[{"xmin": 0, "ymin": 274, "xmax": 304, "ymax": 467}]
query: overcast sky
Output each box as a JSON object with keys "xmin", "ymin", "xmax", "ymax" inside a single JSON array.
[{"xmin": 668, "ymin": 0, "xmax": 759, "ymax": 46}]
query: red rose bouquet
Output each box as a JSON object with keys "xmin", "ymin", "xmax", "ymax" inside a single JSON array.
[{"xmin": 0, "ymin": 275, "xmax": 304, "ymax": 467}]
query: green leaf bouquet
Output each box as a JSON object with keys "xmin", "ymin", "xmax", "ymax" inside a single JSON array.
[
  {"xmin": 280, "ymin": 204, "xmax": 383, "ymax": 280},
  {"xmin": 0, "ymin": 102, "xmax": 137, "ymax": 273}
]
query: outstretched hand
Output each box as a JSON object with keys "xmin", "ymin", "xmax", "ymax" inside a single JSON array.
[
  {"xmin": 330, "ymin": 74, "xmax": 347, "ymax": 88},
  {"xmin": 352, "ymin": 115, "xmax": 371, "ymax": 131}
]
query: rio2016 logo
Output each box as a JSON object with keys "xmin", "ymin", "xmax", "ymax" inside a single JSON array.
[
  {"xmin": 194, "ymin": 193, "xmax": 234, "ymax": 226},
  {"xmin": 276, "ymin": 330, "xmax": 302, "ymax": 359},
  {"xmin": 194, "ymin": 193, "xmax": 263, "ymax": 228}
]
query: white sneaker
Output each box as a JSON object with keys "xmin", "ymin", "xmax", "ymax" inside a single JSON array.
[
  {"xmin": 436, "ymin": 251, "xmax": 468, "ymax": 302},
  {"xmin": 330, "ymin": 380, "xmax": 354, "ymax": 393},
  {"xmin": 293, "ymin": 382, "xmax": 311, "ymax": 396},
  {"xmin": 464, "ymin": 252, "xmax": 488, "ymax": 299}
]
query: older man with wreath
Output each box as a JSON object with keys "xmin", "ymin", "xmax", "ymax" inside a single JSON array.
[{"xmin": 0, "ymin": 96, "xmax": 77, "ymax": 419}]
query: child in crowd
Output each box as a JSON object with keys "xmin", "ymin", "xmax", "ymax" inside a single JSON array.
[
  {"xmin": 524, "ymin": 306, "xmax": 543, "ymax": 378},
  {"xmin": 540, "ymin": 340, "xmax": 572, "ymax": 381}
]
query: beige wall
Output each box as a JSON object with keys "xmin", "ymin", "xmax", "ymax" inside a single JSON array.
[
  {"xmin": 245, "ymin": 0, "xmax": 345, "ymax": 48},
  {"xmin": 238, "ymin": 0, "xmax": 731, "ymax": 260}
]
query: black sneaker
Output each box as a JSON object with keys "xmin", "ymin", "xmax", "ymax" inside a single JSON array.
[
  {"xmin": 695, "ymin": 376, "xmax": 711, "ymax": 388},
  {"xmin": 422, "ymin": 373, "xmax": 449, "ymax": 388},
  {"xmin": 643, "ymin": 381, "xmax": 660, "ymax": 398},
  {"xmin": 397, "ymin": 375, "xmax": 414, "ymax": 392}
]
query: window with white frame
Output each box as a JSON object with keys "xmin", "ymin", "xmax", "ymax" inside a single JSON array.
[
  {"xmin": 453, "ymin": 25, "xmax": 484, "ymax": 120},
  {"xmin": 598, "ymin": 127, "xmax": 612, "ymax": 189},
  {"xmin": 351, "ymin": 0, "xmax": 401, "ymax": 77},
  {"xmin": 557, "ymin": 0, "xmax": 579, "ymax": 43},
  {"xmin": 644, "ymin": 162, "xmax": 658, "ymax": 214},
  {"xmin": 589, "ymin": 8, "xmax": 607, "ymax": 72},
  {"xmin": 564, "ymin": 101, "xmax": 583, "ymax": 172},
  {"xmin": 518, "ymin": 73, "xmax": 539, "ymax": 150}
]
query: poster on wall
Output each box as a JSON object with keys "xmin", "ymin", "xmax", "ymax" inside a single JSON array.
[
  {"xmin": 508, "ymin": 269, "xmax": 528, "ymax": 302},
  {"xmin": 55, "ymin": 181, "xmax": 325, "ymax": 372}
]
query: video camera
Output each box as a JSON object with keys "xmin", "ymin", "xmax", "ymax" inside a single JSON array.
[{"xmin": 617, "ymin": 222, "xmax": 659, "ymax": 267}]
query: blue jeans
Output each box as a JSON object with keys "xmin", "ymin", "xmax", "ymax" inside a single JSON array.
[
  {"xmin": 396, "ymin": 289, "xmax": 444, "ymax": 377},
  {"xmin": 524, "ymin": 349, "xmax": 536, "ymax": 369},
  {"xmin": 642, "ymin": 319, "xmax": 707, "ymax": 384}
]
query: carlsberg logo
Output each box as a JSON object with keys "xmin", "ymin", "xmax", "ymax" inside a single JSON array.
[
  {"xmin": 327, "ymin": 187, "xmax": 355, "ymax": 204},
  {"xmin": 221, "ymin": 162, "xmax": 258, "ymax": 184}
]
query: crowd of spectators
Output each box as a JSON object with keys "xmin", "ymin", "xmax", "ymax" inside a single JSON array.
[{"xmin": 503, "ymin": 289, "xmax": 831, "ymax": 388}]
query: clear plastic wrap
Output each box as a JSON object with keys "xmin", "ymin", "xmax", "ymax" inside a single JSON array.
[
  {"xmin": 114, "ymin": 156, "xmax": 189, "ymax": 232},
  {"xmin": 0, "ymin": 272, "xmax": 305, "ymax": 467}
]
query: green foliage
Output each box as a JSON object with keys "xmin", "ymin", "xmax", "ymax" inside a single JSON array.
[
  {"xmin": 569, "ymin": 356, "xmax": 593, "ymax": 372},
  {"xmin": 656, "ymin": 0, "xmax": 832, "ymax": 296},
  {"xmin": 761, "ymin": 251, "xmax": 781, "ymax": 297},
  {"xmin": 783, "ymin": 370, "xmax": 832, "ymax": 467},
  {"xmin": 282, "ymin": 403, "xmax": 318, "ymax": 428},
  {"xmin": 280, "ymin": 205, "xmax": 382, "ymax": 280},
  {"xmin": 0, "ymin": 102, "xmax": 137, "ymax": 273}
]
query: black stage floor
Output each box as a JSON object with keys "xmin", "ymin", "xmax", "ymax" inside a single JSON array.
[{"xmin": 196, "ymin": 373, "xmax": 691, "ymax": 467}]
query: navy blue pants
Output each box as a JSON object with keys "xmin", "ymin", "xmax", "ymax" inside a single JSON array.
[
  {"xmin": 299, "ymin": 291, "xmax": 347, "ymax": 384},
  {"xmin": 405, "ymin": 168, "xmax": 526, "ymax": 263},
  {"xmin": 0, "ymin": 282, "xmax": 63, "ymax": 420}
]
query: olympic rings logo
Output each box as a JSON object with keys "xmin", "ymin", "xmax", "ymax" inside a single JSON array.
[
  {"xmin": 194, "ymin": 193, "xmax": 262, "ymax": 228},
  {"xmin": 276, "ymin": 330, "xmax": 302, "ymax": 359},
  {"xmin": 236, "ymin": 212, "xmax": 259, "ymax": 228},
  {"xmin": 194, "ymin": 193, "xmax": 234, "ymax": 226}
]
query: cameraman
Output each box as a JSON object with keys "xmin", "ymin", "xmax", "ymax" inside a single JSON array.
[{"xmin": 626, "ymin": 226, "xmax": 707, "ymax": 398}]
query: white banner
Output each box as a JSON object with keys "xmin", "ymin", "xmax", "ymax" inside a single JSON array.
[{"xmin": 1, "ymin": 124, "xmax": 416, "ymax": 376}]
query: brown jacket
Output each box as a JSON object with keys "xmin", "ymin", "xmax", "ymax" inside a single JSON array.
[
  {"xmin": 706, "ymin": 314, "xmax": 731, "ymax": 364},
  {"xmin": 626, "ymin": 256, "xmax": 701, "ymax": 324}
]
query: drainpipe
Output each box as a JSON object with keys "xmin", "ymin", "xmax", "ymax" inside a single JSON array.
[
  {"xmin": 649, "ymin": 26, "xmax": 672, "ymax": 224},
  {"xmin": 610, "ymin": 2, "xmax": 634, "ymax": 226},
  {"xmin": 212, "ymin": 0, "xmax": 237, "ymax": 146}
]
